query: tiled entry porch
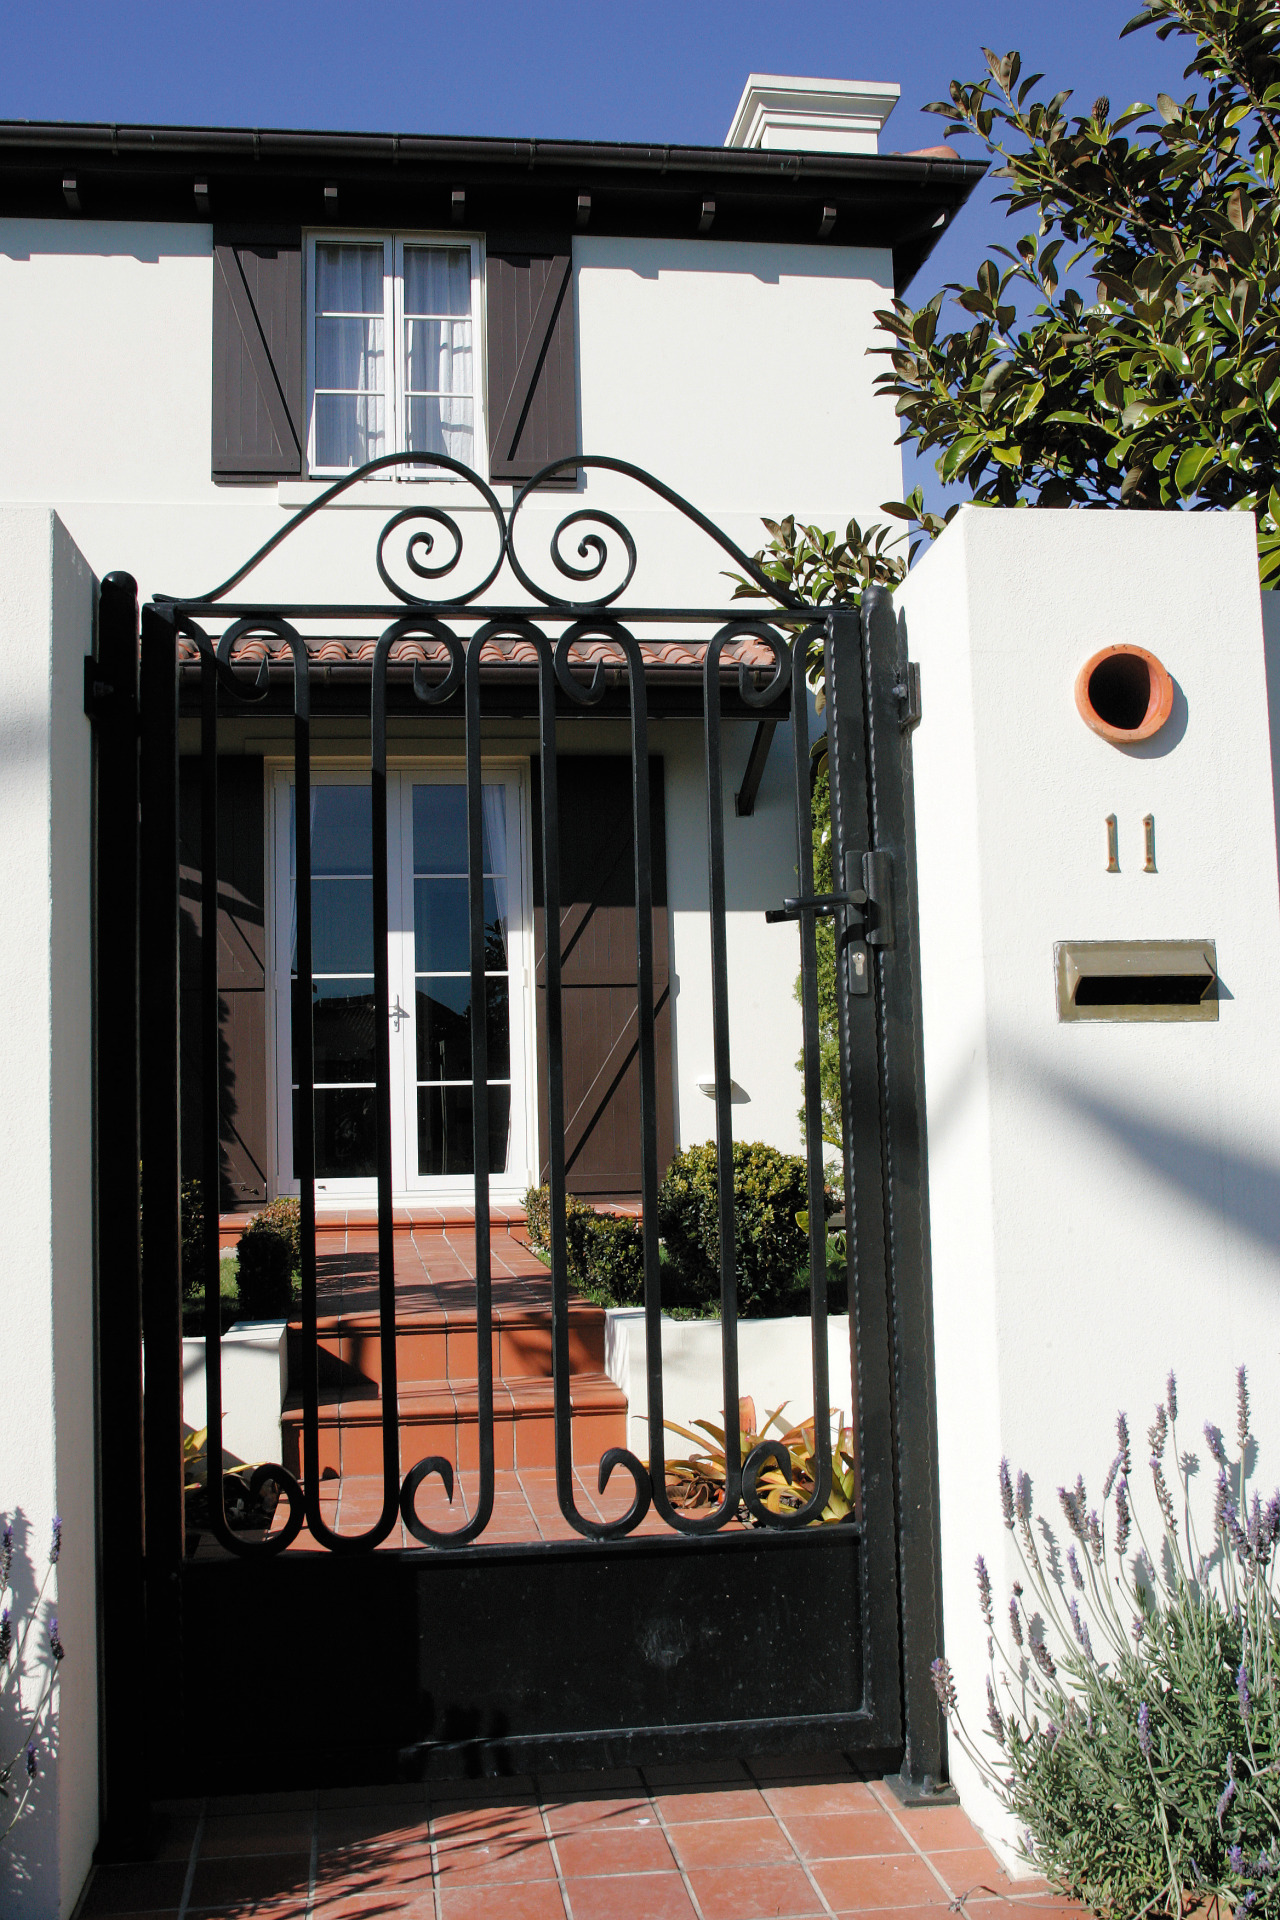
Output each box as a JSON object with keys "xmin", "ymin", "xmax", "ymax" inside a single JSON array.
[{"xmin": 81, "ymin": 1761, "xmax": 1084, "ymax": 1920}]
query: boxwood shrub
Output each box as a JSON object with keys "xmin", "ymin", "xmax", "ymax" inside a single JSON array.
[
  {"xmin": 522, "ymin": 1187, "xmax": 644, "ymax": 1308},
  {"xmin": 236, "ymin": 1198, "xmax": 301, "ymax": 1321},
  {"xmin": 656, "ymin": 1140, "xmax": 822, "ymax": 1317}
]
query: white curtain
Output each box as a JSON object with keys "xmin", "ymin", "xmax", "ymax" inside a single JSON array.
[
  {"xmin": 403, "ymin": 246, "xmax": 473, "ymax": 463},
  {"xmin": 481, "ymin": 784, "xmax": 508, "ymax": 933},
  {"xmin": 314, "ymin": 244, "xmax": 385, "ymax": 467}
]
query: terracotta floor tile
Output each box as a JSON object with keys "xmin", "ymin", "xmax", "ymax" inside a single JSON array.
[
  {"xmin": 541, "ymin": 1793, "xmax": 655, "ymax": 1834},
  {"xmin": 314, "ymin": 1892, "xmax": 436, "ymax": 1920},
  {"xmin": 537, "ymin": 1766, "xmax": 645, "ymax": 1794},
  {"xmin": 428, "ymin": 1775, "xmax": 539, "ymax": 1804},
  {"xmin": 929, "ymin": 1847, "xmax": 1016, "ymax": 1901},
  {"xmin": 666, "ymin": 1814, "xmax": 796, "ymax": 1870},
  {"xmin": 187, "ymin": 1852, "xmax": 314, "ymax": 1909},
  {"xmin": 80, "ymin": 1863, "xmax": 190, "ymax": 1914},
  {"xmin": 783, "ymin": 1810, "xmax": 911, "ymax": 1860},
  {"xmin": 438, "ymin": 1884, "xmax": 566, "ymax": 1920},
  {"xmin": 810, "ymin": 1854, "xmax": 950, "ymax": 1910},
  {"xmin": 432, "ymin": 1801, "xmax": 545, "ymax": 1844},
  {"xmin": 894, "ymin": 1806, "xmax": 988, "ymax": 1852},
  {"xmin": 315, "ymin": 1808, "xmax": 431, "ymax": 1852},
  {"xmin": 552, "ymin": 1826, "xmax": 675, "ymax": 1877},
  {"xmin": 688, "ymin": 1860, "xmax": 827, "ymax": 1919},
  {"xmin": 833, "ymin": 1908, "xmax": 961, "ymax": 1920},
  {"xmin": 766, "ymin": 1780, "xmax": 883, "ymax": 1818},
  {"xmin": 81, "ymin": 1911, "xmax": 179, "ymax": 1920},
  {"xmin": 201, "ymin": 1811, "xmax": 316, "ymax": 1857},
  {"xmin": 432, "ymin": 1836, "xmax": 558, "ymax": 1884},
  {"xmin": 561, "ymin": 1872, "xmax": 697, "ymax": 1920},
  {"xmin": 654, "ymin": 1783, "xmax": 770, "ymax": 1824}
]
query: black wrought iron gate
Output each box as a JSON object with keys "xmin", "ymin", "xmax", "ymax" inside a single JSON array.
[{"xmin": 89, "ymin": 456, "xmax": 943, "ymax": 1831}]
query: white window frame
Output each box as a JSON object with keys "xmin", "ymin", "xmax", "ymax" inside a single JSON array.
[
  {"xmin": 305, "ymin": 232, "xmax": 486, "ymax": 481},
  {"xmin": 266, "ymin": 757, "xmax": 535, "ymax": 1207}
]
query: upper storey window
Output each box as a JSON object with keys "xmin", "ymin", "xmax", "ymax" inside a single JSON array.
[{"xmin": 307, "ymin": 236, "xmax": 482, "ymax": 476}]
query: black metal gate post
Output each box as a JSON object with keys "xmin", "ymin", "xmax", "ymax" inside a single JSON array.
[
  {"xmin": 823, "ymin": 607, "xmax": 904, "ymax": 1754},
  {"xmin": 860, "ymin": 584, "xmax": 946, "ymax": 1789},
  {"xmin": 90, "ymin": 574, "xmax": 151, "ymax": 1856},
  {"xmin": 138, "ymin": 602, "xmax": 187, "ymax": 1783}
]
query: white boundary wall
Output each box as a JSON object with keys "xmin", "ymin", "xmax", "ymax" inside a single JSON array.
[
  {"xmin": 896, "ymin": 508, "xmax": 1280, "ymax": 1862},
  {"xmin": 0, "ymin": 511, "xmax": 96, "ymax": 1915}
]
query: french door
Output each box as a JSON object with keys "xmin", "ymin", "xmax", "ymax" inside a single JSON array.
[{"xmin": 270, "ymin": 764, "xmax": 531, "ymax": 1202}]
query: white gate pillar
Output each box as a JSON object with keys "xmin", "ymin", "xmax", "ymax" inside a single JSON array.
[
  {"xmin": 0, "ymin": 511, "xmax": 97, "ymax": 1916},
  {"xmin": 896, "ymin": 507, "xmax": 1280, "ymax": 1857}
]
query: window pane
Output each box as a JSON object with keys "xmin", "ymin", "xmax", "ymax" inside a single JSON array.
[
  {"xmin": 295, "ymin": 1088, "xmax": 379, "ymax": 1180},
  {"xmin": 316, "ymin": 244, "xmax": 383, "ymax": 314},
  {"xmin": 417, "ymin": 1084, "xmax": 510, "ymax": 1177},
  {"xmin": 308, "ymin": 878, "xmax": 374, "ymax": 974},
  {"xmin": 404, "ymin": 319, "xmax": 472, "ymax": 396},
  {"xmin": 294, "ymin": 785, "xmax": 372, "ymax": 876},
  {"xmin": 416, "ymin": 977, "xmax": 510, "ymax": 1081},
  {"xmin": 414, "ymin": 877, "xmax": 506, "ymax": 972},
  {"xmin": 292, "ymin": 979, "xmax": 376, "ymax": 1085},
  {"xmin": 411, "ymin": 784, "xmax": 506, "ymax": 874},
  {"xmin": 314, "ymin": 393, "xmax": 385, "ymax": 468},
  {"xmin": 405, "ymin": 396, "xmax": 473, "ymax": 462},
  {"xmin": 316, "ymin": 315, "xmax": 384, "ymax": 392},
  {"xmin": 403, "ymin": 247, "xmax": 471, "ymax": 317}
]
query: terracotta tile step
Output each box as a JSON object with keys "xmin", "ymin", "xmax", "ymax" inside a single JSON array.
[
  {"xmin": 294, "ymin": 1300, "xmax": 607, "ymax": 1389},
  {"xmin": 218, "ymin": 1204, "xmax": 530, "ymax": 1254},
  {"xmin": 280, "ymin": 1371, "xmax": 627, "ymax": 1475}
]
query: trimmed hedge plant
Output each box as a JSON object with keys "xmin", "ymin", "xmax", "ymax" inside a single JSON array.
[
  {"xmin": 523, "ymin": 1186, "xmax": 644, "ymax": 1308},
  {"xmin": 236, "ymin": 1198, "xmax": 301, "ymax": 1320},
  {"xmin": 657, "ymin": 1140, "xmax": 822, "ymax": 1317}
]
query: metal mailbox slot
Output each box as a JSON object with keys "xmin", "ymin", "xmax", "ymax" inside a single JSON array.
[{"xmin": 1055, "ymin": 940, "xmax": 1218, "ymax": 1023}]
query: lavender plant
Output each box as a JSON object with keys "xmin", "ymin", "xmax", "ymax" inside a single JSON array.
[
  {"xmin": 933, "ymin": 1371, "xmax": 1280, "ymax": 1919},
  {"xmin": 0, "ymin": 1516, "xmax": 64, "ymax": 1843}
]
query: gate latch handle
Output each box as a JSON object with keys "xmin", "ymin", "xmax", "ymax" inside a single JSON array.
[{"xmin": 763, "ymin": 851, "xmax": 895, "ymax": 951}]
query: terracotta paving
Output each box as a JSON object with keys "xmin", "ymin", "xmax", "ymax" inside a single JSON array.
[{"xmin": 80, "ymin": 1762, "xmax": 1087, "ymax": 1919}]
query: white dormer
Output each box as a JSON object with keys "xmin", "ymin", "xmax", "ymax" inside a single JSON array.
[{"xmin": 724, "ymin": 74, "xmax": 900, "ymax": 155}]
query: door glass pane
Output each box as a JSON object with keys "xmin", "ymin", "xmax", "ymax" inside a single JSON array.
[
  {"xmin": 313, "ymin": 243, "xmax": 386, "ymax": 469},
  {"xmin": 410, "ymin": 781, "xmax": 512, "ymax": 1178},
  {"xmin": 288, "ymin": 783, "xmax": 377, "ymax": 1181},
  {"xmin": 418, "ymin": 1086, "xmax": 510, "ymax": 1178},
  {"xmin": 415, "ymin": 978, "xmax": 509, "ymax": 1081}
]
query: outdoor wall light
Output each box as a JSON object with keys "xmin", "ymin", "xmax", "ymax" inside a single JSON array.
[{"xmin": 1074, "ymin": 644, "xmax": 1175, "ymax": 745}]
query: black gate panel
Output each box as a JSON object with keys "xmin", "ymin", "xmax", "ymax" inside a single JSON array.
[{"xmin": 181, "ymin": 1529, "xmax": 874, "ymax": 1790}]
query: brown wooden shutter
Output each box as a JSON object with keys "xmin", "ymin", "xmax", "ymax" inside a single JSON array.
[
  {"xmin": 211, "ymin": 228, "xmax": 304, "ymax": 482},
  {"xmin": 179, "ymin": 758, "xmax": 269, "ymax": 1208},
  {"xmin": 532, "ymin": 757, "xmax": 673, "ymax": 1200},
  {"xmin": 485, "ymin": 244, "xmax": 578, "ymax": 486}
]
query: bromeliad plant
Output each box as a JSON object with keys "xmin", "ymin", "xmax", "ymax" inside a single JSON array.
[
  {"xmin": 933, "ymin": 1369, "xmax": 1280, "ymax": 1919},
  {"xmin": 663, "ymin": 1395, "xmax": 857, "ymax": 1523},
  {"xmin": 0, "ymin": 1516, "xmax": 64, "ymax": 1844}
]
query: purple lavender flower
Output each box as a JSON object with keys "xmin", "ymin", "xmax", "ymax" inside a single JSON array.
[
  {"xmin": 1149, "ymin": 1405, "xmax": 1168, "ymax": 1460},
  {"xmin": 1231, "ymin": 1846, "xmax": 1246, "ymax": 1874},
  {"xmin": 1151, "ymin": 1457, "xmax": 1176, "ymax": 1530},
  {"xmin": 1086, "ymin": 1509, "xmax": 1103, "ymax": 1565},
  {"xmin": 1102, "ymin": 1454, "xmax": 1121, "ymax": 1500},
  {"xmin": 1016, "ymin": 1471, "xmax": 1033, "ymax": 1528},
  {"xmin": 1263, "ymin": 1494, "xmax": 1280, "ymax": 1555},
  {"xmin": 1132, "ymin": 1614, "xmax": 1145, "ymax": 1648},
  {"xmin": 49, "ymin": 1516, "xmax": 61, "ymax": 1566},
  {"xmin": 1067, "ymin": 1599, "xmax": 1094, "ymax": 1660},
  {"xmin": 1238, "ymin": 1369, "xmax": 1251, "ymax": 1452},
  {"xmin": 1, "ymin": 1523, "xmax": 11, "ymax": 1580},
  {"xmin": 0, "ymin": 1607, "xmax": 10, "ymax": 1666},
  {"xmin": 930, "ymin": 1657, "xmax": 957, "ymax": 1713},
  {"xmin": 1236, "ymin": 1895, "xmax": 1258, "ymax": 1917},
  {"xmin": 999, "ymin": 1459, "xmax": 1015, "ymax": 1530},
  {"xmin": 1167, "ymin": 1372, "xmax": 1178, "ymax": 1421},
  {"xmin": 1031, "ymin": 1637, "xmax": 1056, "ymax": 1680},
  {"xmin": 1137, "ymin": 1701, "xmax": 1151, "ymax": 1756},
  {"xmin": 1058, "ymin": 1481, "xmax": 1087, "ymax": 1542},
  {"xmin": 1218, "ymin": 1769, "xmax": 1238, "ymax": 1825},
  {"xmin": 975, "ymin": 1555, "xmax": 993, "ymax": 1627},
  {"xmin": 985, "ymin": 1677, "xmax": 1005, "ymax": 1746},
  {"xmin": 1207, "ymin": 1424, "xmax": 1230, "ymax": 1468},
  {"xmin": 1067, "ymin": 1547, "xmax": 1085, "ymax": 1591},
  {"xmin": 1116, "ymin": 1476, "xmax": 1132, "ymax": 1557},
  {"xmin": 1117, "ymin": 1412, "xmax": 1132, "ymax": 1478},
  {"xmin": 49, "ymin": 1619, "xmax": 63, "ymax": 1663},
  {"xmin": 1009, "ymin": 1597, "xmax": 1024, "ymax": 1648},
  {"xmin": 1238, "ymin": 1664, "xmax": 1250, "ymax": 1717},
  {"xmin": 1216, "ymin": 1467, "xmax": 1231, "ymax": 1535}
]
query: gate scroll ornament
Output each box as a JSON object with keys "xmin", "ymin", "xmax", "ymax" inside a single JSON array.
[{"xmin": 152, "ymin": 452, "xmax": 846, "ymax": 1556}]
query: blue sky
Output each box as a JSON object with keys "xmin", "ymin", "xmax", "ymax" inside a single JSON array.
[{"xmin": 0, "ymin": 0, "xmax": 1195, "ymax": 515}]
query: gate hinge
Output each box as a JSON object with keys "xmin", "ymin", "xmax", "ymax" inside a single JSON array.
[
  {"xmin": 893, "ymin": 661, "xmax": 922, "ymax": 732},
  {"xmin": 84, "ymin": 655, "xmax": 135, "ymax": 724}
]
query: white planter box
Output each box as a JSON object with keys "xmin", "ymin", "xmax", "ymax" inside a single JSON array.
[
  {"xmin": 181, "ymin": 1319, "xmax": 289, "ymax": 1468},
  {"xmin": 604, "ymin": 1309, "xmax": 852, "ymax": 1458}
]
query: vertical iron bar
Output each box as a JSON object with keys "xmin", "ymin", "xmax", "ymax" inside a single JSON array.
[
  {"xmin": 790, "ymin": 628, "xmax": 833, "ymax": 1508},
  {"xmin": 370, "ymin": 649, "xmax": 403, "ymax": 1520},
  {"xmin": 465, "ymin": 635, "xmax": 495, "ymax": 1536},
  {"xmin": 861, "ymin": 584, "xmax": 945, "ymax": 1787},
  {"xmin": 199, "ymin": 647, "xmax": 234, "ymax": 1549},
  {"xmin": 92, "ymin": 573, "xmax": 149, "ymax": 1856},
  {"xmin": 290, "ymin": 651, "xmax": 323, "ymax": 1538},
  {"xmin": 138, "ymin": 602, "xmax": 186, "ymax": 1780},
  {"xmin": 700, "ymin": 641, "xmax": 741, "ymax": 1489},
  {"xmin": 824, "ymin": 605, "xmax": 902, "ymax": 1748}
]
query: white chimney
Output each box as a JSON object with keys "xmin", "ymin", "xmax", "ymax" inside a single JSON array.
[{"xmin": 724, "ymin": 73, "xmax": 900, "ymax": 156}]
